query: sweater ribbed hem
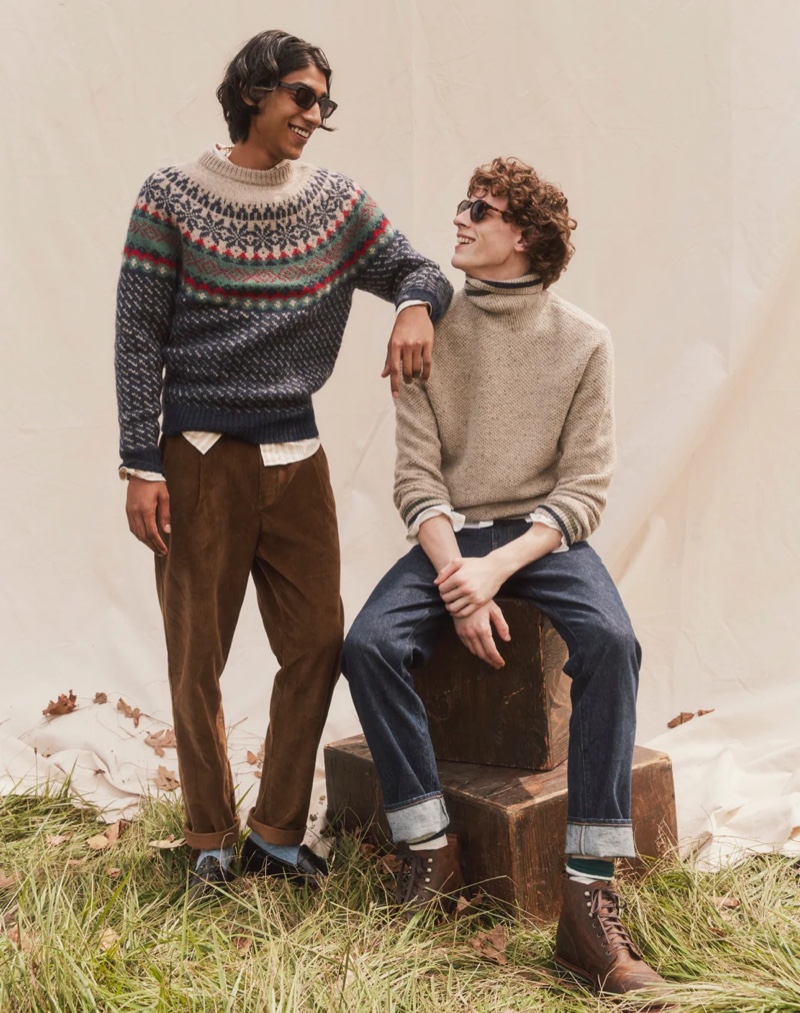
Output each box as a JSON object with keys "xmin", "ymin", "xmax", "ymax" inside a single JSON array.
[{"xmin": 161, "ymin": 402, "xmax": 319, "ymax": 445}]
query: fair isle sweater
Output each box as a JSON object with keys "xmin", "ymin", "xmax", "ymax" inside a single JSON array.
[
  {"xmin": 115, "ymin": 151, "xmax": 453, "ymax": 473},
  {"xmin": 393, "ymin": 275, "xmax": 616, "ymax": 546}
]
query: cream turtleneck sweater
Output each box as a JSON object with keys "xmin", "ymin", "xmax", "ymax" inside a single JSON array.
[{"xmin": 393, "ymin": 274, "xmax": 616, "ymax": 545}]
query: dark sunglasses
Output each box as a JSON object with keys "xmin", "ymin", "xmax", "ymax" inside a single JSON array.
[
  {"xmin": 277, "ymin": 81, "xmax": 337, "ymax": 121},
  {"xmin": 457, "ymin": 198, "xmax": 512, "ymax": 223}
]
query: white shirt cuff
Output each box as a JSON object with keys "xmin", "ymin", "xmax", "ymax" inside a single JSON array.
[
  {"xmin": 119, "ymin": 467, "xmax": 164, "ymax": 482},
  {"xmin": 407, "ymin": 503, "xmax": 466, "ymax": 540},
  {"xmin": 396, "ymin": 299, "xmax": 431, "ymax": 316},
  {"xmin": 529, "ymin": 509, "xmax": 569, "ymax": 552}
]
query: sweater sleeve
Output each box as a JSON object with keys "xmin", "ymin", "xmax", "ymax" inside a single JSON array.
[
  {"xmin": 539, "ymin": 335, "xmax": 616, "ymax": 544},
  {"xmin": 393, "ymin": 380, "xmax": 454, "ymax": 530},
  {"xmin": 348, "ymin": 190, "xmax": 453, "ymax": 323},
  {"xmin": 114, "ymin": 172, "xmax": 182, "ymax": 474}
]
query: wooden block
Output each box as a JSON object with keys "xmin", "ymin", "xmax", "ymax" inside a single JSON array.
[
  {"xmin": 413, "ymin": 598, "xmax": 571, "ymax": 771},
  {"xmin": 324, "ymin": 735, "xmax": 677, "ymax": 923}
]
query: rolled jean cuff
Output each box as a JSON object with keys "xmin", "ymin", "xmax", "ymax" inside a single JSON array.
[
  {"xmin": 565, "ymin": 820, "xmax": 636, "ymax": 859},
  {"xmin": 247, "ymin": 810, "xmax": 306, "ymax": 847},
  {"xmin": 183, "ymin": 821, "xmax": 240, "ymax": 850},
  {"xmin": 385, "ymin": 793, "xmax": 449, "ymax": 844}
]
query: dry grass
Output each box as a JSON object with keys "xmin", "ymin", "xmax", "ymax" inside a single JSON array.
[{"xmin": 0, "ymin": 785, "xmax": 797, "ymax": 1011}]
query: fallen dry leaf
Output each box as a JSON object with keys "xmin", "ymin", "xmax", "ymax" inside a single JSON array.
[
  {"xmin": 5, "ymin": 924, "xmax": 20, "ymax": 946},
  {"xmin": 456, "ymin": 890, "xmax": 484, "ymax": 918},
  {"xmin": 87, "ymin": 834, "xmax": 112, "ymax": 851},
  {"xmin": 148, "ymin": 835, "xmax": 186, "ymax": 850},
  {"xmin": 117, "ymin": 698, "xmax": 141, "ymax": 727},
  {"xmin": 0, "ymin": 871, "xmax": 18, "ymax": 890},
  {"xmin": 667, "ymin": 711, "xmax": 695, "ymax": 729},
  {"xmin": 107, "ymin": 868, "xmax": 122, "ymax": 879},
  {"xmin": 380, "ymin": 853, "xmax": 403, "ymax": 876},
  {"xmin": 151, "ymin": 766, "xmax": 180, "ymax": 791},
  {"xmin": 697, "ymin": 708, "xmax": 715, "ymax": 717},
  {"xmin": 359, "ymin": 843, "xmax": 378, "ymax": 860},
  {"xmin": 67, "ymin": 858, "xmax": 85, "ymax": 867},
  {"xmin": 46, "ymin": 834, "xmax": 70, "ymax": 847},
  {"xmin": 713, "ymin": 895, "xmax": 741, "ymax": 911},
  {"xmin": 42, "ymin": 690, "xmax": 77, "ymax": 718},
  {"xmin": 144, "ymin": 728, "xmax": 177, "ymax": 758},
  {"xmin": 93, "ymin": 692, "xmax": 108, "ymax": 704},
  {"xmin": 471, "ymin": 924, "xmax": 507, "ymax": 964},
  {"xmin": 233, "ymin": 935, "xmax": 254, "ymax": 953},
  {"xmin": 253, "ymin": 769, "xmax": 262, "ymax": 778},
  {"xmin": 98, "ymin": 926, "xmax": 118, "ymax": 952}
]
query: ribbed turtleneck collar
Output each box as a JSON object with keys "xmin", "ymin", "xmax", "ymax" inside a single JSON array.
[
  {"xmin": 463, "ymin": 273, "xmax": 545, "ymax": 314},
  {"xmin": 198, "ymin": 147, "xmax": 293, "ymax": 188}
]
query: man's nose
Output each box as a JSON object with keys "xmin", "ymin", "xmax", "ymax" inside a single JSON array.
[{"xmin": 303, "ymin": 102, "xmax": 323, "ymax": 128}]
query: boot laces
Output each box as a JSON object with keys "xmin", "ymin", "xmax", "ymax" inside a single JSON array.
[
  {"xmin": 590, "ymin": 886, "xmax": 640, "ymax": 957},
  {"xmin": 395, "ymin": 851, "xmax": 429, "ymax": 903}
]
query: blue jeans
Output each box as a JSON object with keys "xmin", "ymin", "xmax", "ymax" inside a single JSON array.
[{"xmin": 342, "ymin": 523, "xmax": 640, "ymax": 858}]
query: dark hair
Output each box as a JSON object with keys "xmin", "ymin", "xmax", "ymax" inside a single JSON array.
[
  {"xmin": 216, "ymin": 30, "xmax": 334, "ymax": 143},
  {"xmin": 468, "ymin": 157, "xmax": 577, "ymax": 288}
]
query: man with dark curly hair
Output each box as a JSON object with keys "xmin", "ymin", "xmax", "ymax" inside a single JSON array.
[
  {"xmin": 115, "ymin": 29, "xmax": 452, "ymax": 902},
  {"xmin": 343, "ymin": 158, "xmax": 668, "ymax": 1000}
]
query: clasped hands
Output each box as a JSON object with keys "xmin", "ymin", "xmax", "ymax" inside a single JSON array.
[{"xmin": 435, "ymin": 556, "xmax": 510, "ymax": 670}]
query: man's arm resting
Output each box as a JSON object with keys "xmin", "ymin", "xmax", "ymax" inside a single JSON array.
[{"xmin": 436, "ymin": 522, "xmax": 563, "ymax": 617}]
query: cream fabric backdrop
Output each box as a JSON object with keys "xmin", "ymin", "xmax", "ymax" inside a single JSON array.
[{"xmin": 1, "ymin": 0, "xmax": 798, "ymax": 864}]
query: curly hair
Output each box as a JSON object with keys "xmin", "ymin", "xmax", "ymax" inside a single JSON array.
[
  {"xmin": 468, "ymin": 157, "xmax": 576, "ymax": 288},
  {"xmin": 217, "ymin": 30, "xmax": 334, "ymax": 144}
]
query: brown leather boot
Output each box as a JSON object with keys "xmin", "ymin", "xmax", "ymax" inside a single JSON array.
[
  {"xmin": 394, "ymin": 834, "xmax": 464, "ymax": 919},
  {"xmin": 555, "ymin": 875, "xmax": 670, "ymax": 1004}
]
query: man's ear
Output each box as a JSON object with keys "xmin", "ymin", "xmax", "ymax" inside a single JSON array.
[{"xmin": 513, "ymin": 230, "xmax": 532, "ymax": 254}]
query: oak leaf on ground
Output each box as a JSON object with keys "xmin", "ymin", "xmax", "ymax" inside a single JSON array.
[
  {"xmin": 0, "ymin": 871, "xmax": 18, "ymax": 889},
  {"xmin": 667, "ymin": 711, "xmax": 695, "ymax": 728},
  {"xmin": 42, "ymin": 690, "xmax": 77, "ymax": 718},
  {"xmin": 99, "ymin": 926, "xmax": 119, "ymax": 952},
  {"xmin": 94, "ymin": 692, "xmax": 108, "ymax": 704},
  {"xmin": 246, "ymin": 746, "xmax": 265, "ymax": 766},
  {"xmin": 151, "ymin": 766, "xmax": 180, "ymax": 791},
  {"xmin": 117, "ymin": 698, "xmax": 141, "ymax": 727},
  {"xmin": 145, "ymin": 728, "xmax": 177, "ymax": 757},
  {"xmin": 470, "ymin": 924, "xmax": 507, "ymax": 964},
  {"xmin": 107, "ymin": 868, "xmax": 122, "ymax": 878},
  {"xmin": 46, "ymin": 834, "xmax": 70, "ymax": 847}
]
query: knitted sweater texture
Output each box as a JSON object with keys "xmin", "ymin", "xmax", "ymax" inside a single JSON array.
[
  {"xmin": 115, "ymin": 151, "xmax": 452, "ymax": 472},
  {"xmin": 393, "ymin": 275, "xmax": 616, "ymax": 545}
]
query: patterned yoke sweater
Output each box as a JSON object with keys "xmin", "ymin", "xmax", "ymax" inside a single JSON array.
[
  {"xmin": 393, "ymin": 275, "xmax": 616, "ymax": 546},
  {"xmin": 115, "ymin": 150, "xmax": 453, "ymax": 473}
]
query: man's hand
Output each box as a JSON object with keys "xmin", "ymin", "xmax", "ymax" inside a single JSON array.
[
  {"xmin": 435, "ymin": 555, "xmax": 508, "ymax": 618},
  {"xmin": 453, "ymin": 600, "xmax": 510, "ymax": 669},
  {"xmin": 381, "ymin": 304, "xmax": 433, "ymax": 398},
  {"xmin": 125, "ymin": 477, "xmax": 170, "ymax": 556}
]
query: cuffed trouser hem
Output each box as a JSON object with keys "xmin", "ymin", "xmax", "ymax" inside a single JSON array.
[
  {"xmin": 385, "ymin": 794, "xmax": 449, "ymax": 844},
  {"xmin": 565, "ymin": 820, "xmax": 636, "ymax": 859},
  {"xmin": 246, "ymin": 811, "xmax": 306, "ymax": 847},
  {"xmin": 183, "ymin": 822, "xmax": 240, "ymax": 850}
]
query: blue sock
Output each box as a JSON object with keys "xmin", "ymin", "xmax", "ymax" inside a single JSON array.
[
  {"xmin": 196, "ymin": 847, "xmax": 234, "ymax": 871},
  {"xmin": 248, "ymin": 830, "xmax": 300, "ymax": 865}
]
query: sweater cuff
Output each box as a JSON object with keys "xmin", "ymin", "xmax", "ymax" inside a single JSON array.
[{"xmin": 120, "ymin": 445, "xmax": 163, "ymax": 475}]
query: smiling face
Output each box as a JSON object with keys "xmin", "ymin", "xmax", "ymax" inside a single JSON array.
[
  {"xmin": 451, "ymin": 187, "xmax": 531, "ymax": 281},
  {"xmin": 246, "ymin": 64, "xmax": 328, "ymax": 166}
]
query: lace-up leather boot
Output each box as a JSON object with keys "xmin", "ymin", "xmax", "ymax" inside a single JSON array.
[
  {"xmin": 394, "ymin": 835, "xmax": 464, "ymax": 919},
  {"xmin": 555, "ymin": 875, "xmax": 670, "ymax": 1004}
]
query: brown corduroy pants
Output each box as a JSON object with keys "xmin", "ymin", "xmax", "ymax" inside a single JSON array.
[{"xmin": 155, "ymin": 436, "xmax": 343, "ymax": 850}]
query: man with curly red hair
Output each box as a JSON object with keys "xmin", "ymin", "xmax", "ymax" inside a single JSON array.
[{"xmin": 343, "ymin": 158, "xmax": 669, "ymax": 1000}]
